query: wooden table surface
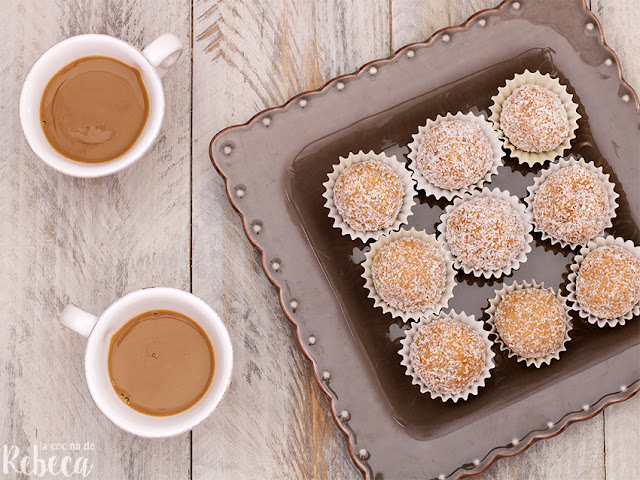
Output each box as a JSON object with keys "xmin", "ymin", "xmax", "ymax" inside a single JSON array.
[{"xmin": 1, "ymin": 0, "xmax": 638, "ymax": 478}]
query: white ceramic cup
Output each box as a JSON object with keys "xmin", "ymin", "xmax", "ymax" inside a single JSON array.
[
  {"xmin": 20, "ymin": 33, "xmax": 183, "ymax": 178},
  {"xmin": 60, "ymin": 287, "xmax": 233, "ymax": 438}
]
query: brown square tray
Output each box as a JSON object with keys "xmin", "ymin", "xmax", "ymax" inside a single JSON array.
[{"xmin": 209, "ymin": 0, "xmax": 640, "ymax": 478}]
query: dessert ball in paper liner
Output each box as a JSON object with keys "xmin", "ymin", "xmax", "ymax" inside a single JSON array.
[
  {"xmin": 486, "ymin": 280, "xmax": 572, "ymax": 367},
  {"xmin": 323, "ymin": 150, "xmax": 416, "ymax": 242},
  {"xmin": 567, "ymin": 236, "xmax": 640, "ymax": 327},
  {"xmin": 489, "ymin": 70, "xmax": 580, "ymax": 166},
  {"xmin": 361, "ymin": 228, "xmax": 456, "ymax": 322},
  {"xmin": 437, "ymin": 187, "xmax": 533, "ymax": 278},
  {"xmin": 406, "ymin": 111, "xmax": 504, "ymax": 200},
  {"xmin": 525, "ymin": 155, "xmax": 618, "ymax": 249},
  {"xmin": 398, "ymin": 310, "xmax": 495, "ymax": 402}
]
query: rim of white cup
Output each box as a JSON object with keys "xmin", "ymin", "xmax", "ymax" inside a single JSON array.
[
  {"xmin": 19, "ymin": 34, "xmax": 165, "ymax": 178},
  {"xmin": 84, "ymin": 287, "xmax": 233, "ymax": 438}
]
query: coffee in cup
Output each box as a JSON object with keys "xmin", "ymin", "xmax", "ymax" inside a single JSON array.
[
  {"xmin": 20, "ymin": 34, "xmax": 183, "ymax": 178},
  {"xmin": 40, "ymin": 56, "xmax": 150, "ymax": 163},
  {"xmin": 108, "ymin": 309, "xmax": 215, "ymax": 416},
  {"xmin": 60, "ymin": 287, "xmax": 233, "ymax": 437}
]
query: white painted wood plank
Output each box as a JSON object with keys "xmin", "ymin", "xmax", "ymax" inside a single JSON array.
[
  {"xmin": 604, "ymin": 394, "xmax": 640, "ymax": 480},
  {"xmin": 591, "ymin": 0, "xmax": 640, "ymax": 92},
  {"xmin": 391, "ymin": 0, "xmax": 502, "ymax": 51},
  {"xmin": 473, "ymin": 414, "xmax": 604, "ymax": 480},
  {"xmin": 191, "ymin": 0, "xmax": 389, "ymax": 478},
  {"xmin": 0, "ymin": 1, "xmax": 192, "ymax": 478},
  {"xmin": 590, "ymin": 1, "xmax": 640, "ymax": 479}
]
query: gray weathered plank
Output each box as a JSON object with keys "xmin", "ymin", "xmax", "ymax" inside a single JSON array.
[
  {"xmin": 592, "ymin": 2, "xmax": 640, "ymax": 478},
  {"xmin": 591, "ymin": 0, "xmax": 640, "ymax": 91},
  {"xmin": 391, "ymin": 0, "xmax": 502, "ymax": 52},
  {"xmin": 472, "ymin": 416, "xmax": 605, "ymax": 480},
  {"xmin": 191, "ymin": 0, "xmax": 388, "ymax": 478},
  {"xmin": 0, "ymin": 0, "xmax": 191, "ymax": 478},
  {"xmin": 604, "ymin": 395, "xmax": 640, "ymax": 480}
]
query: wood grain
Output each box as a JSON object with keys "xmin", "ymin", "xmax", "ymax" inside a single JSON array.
[
  {"xmin": 604, "ymin": 395, "xmax": 640, "ymax": 480},
  {"xmin": 590, "ymin": 3, "xmax": 640, "ymax": 480},
  {"xmin": 391, "ymin": 0, "xmax": 501, "ymax": 52},
  {"xmin": 191, "ymin": 0, "xmax": 388, "ymax": 478},
  {"xmin": 0, "ymin": 1, "xmax": 637, "ymax": 479},
  {"xmin": 591, "ymin": 0, "xmax": 640, "ymax": 91},
  {"xmin": 0, "ymin": 0, "xmax": 191, "ymax": 478}
]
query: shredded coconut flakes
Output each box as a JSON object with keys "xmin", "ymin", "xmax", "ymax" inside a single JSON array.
[
  {"xmin": 333, "ymin": 159, "xmax": 404, "ymax": 232},
  {"xmin": 501, "ymin": 84, "xmax": 569, "ymax": 153},
  {"xmin": 372, "ymin": 237, "xmax": 446, "ymax": 312},
  {"xmin": 409, "ymin": 318, "xmax": 485, "ymax": 395},
  {"xmin": 576, "ymin": 245, "xmax": 640, "ymax": 319},
  {"xmin": 417, "ymin": 120, "xmax": 493, "ymax": 191},
  {"xmin": 446, "ymin": 196, "xmax": 526, "ymax": 271},
  {"xmin": 494, "ymin": 288, "xmax": 566, "ymax": 358},
  {"xmin": 533, "ymin": 165, "xmax": 609, "ymax": 244}
]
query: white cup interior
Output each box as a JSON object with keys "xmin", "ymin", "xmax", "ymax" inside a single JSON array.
[
  {"xmin": 85, "ymin": 288, "xmax": 233, "ymax": 437},
  {"xmin": 19, "ymin": 34, "xmax": 165, "ymax": 178}
]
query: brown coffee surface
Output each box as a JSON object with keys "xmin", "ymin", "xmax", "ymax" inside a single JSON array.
[
  {"xmin": 108, "ymin": 310, "xmax": 214, "ymax": 416},
  {"xmin": 40, "ymin": 56, "xmax": 149, "ymax": 163}
]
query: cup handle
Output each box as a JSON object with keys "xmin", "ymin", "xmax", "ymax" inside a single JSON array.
[
  {"xmin": 60, "ymin": 304, "xmax": 98, "ymax": 338},
  {"xmin": 142, "ymin": 33, "xmax": 183, "ymax": 79}
]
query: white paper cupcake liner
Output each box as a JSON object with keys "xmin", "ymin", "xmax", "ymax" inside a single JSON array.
[
  {"xmin": 436, "ymin": 187, "xmax": 534, "ymax": 279},
  {"xmin": 361, "ymin": 227, "xmax": 456, "ymax": 322},
  {"xmin": 398, "ymin": 309, "xmax": 495, "ymax": 402},
  {"xmin": 524, "ymin": 154, "xmax": 619, "ymax": 250},
  {"xmin": 322, "ymin": 150, "xmax": 416, "ymax": 242},
  {"xmin": 406, "ymin": 111, "xmax": 504, "ymax": 200},
  {"xmin": 566, "ymin": 235, "xmax": 640, "ymax": 327},
  {"xmin": 489, "ymin": 70, "xmax": 581, "ymax": 166},
  {"xmin": 485, "ymin": 280, "xmax": 572, "ymax": 367}
]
